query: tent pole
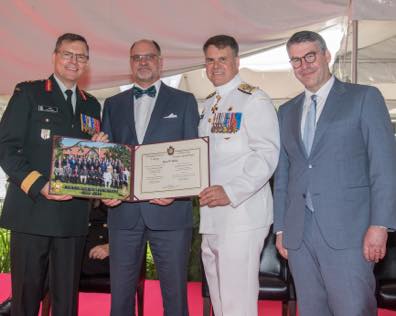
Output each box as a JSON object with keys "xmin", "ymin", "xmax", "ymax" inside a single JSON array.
[{"xmin": 351, "ymin": 20, "xmax": 358, "ymax": 83}]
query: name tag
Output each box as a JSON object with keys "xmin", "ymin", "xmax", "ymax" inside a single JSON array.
[{"xmin": 38, "ymin": 105, "xmax": 59, "ymax": 113}]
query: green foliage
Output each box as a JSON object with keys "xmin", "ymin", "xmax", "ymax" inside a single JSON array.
[
  {"xmin": 0, "ymin": 201, "xmax": 11, "ymax": 273},
  {"xmin": 105, "ymin": 145, "xmax": 131, "ymax": 169},
  {"xmin": 145, "ymin": 244, "xmax": 158, "ymax": 280},
  {"xmin": 0, "ymin": 228, "xmax": 10, "ymax": 273},
  {"xmin": 53, "ymin": 136, "xmax": 63, "ymax": 160}
]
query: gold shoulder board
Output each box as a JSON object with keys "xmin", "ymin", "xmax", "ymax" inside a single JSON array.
[{"xmin": 238, "ymin": 83, "xmax": 257, "ymax": 95}]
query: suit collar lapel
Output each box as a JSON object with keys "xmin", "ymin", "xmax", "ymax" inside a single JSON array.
[
  {"xmin": 143, "ymin": 82, "xmax": 170, "ymax": 143},
  {"xmin": 126, "ymin": 89, "xmax": 138, "ymax": 141},
  {"xmin": 75, "ymin": 87, "xmax": 85, "ymax": 117},
  {"xmin": 310, "ymin": 78, "xmax": 346, "ymax": 154},
  {"xmin": 291, "ymin": 93, "xmax": 307, "ymax": 158}
]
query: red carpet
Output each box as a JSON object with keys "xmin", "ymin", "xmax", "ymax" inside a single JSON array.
[{"xmin": 0, "ymin": 273, "xmax": 395, "ymax": 315}]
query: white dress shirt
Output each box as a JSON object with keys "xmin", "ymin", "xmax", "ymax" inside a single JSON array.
[
  {"xmin": 133, "ymin": 80, "xmax": 161, "ymax": 144},
  {"xmin": 300, "ymin": 75, "xmax": 335, "ymax": 136},
  {"xmin": 54, "ymin": 74, "xmax": 77, "ymax": 113}
]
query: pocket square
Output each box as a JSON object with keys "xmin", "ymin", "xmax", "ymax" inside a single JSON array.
[{"xmin": 163, "ymin": 113, "xmax": 178, "ymax": 119}]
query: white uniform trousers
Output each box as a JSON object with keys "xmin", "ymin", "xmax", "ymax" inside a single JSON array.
[{"xmin": 201, "ymin": 226, "xmax": 269, "ymax": 316}]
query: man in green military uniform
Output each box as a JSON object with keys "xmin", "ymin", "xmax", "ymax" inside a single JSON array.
[{"xmin": 0, "ymin": 33, "xmax": 101, "ymax": 316}]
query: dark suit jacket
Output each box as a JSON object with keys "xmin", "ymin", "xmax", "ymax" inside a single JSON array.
[
  {"xmin": 274, "ymin": 78, "xmax": 396, "ymax": 249},
  {"xmin": 0, "ymin": 75, "xmax": 101, "ymax": 236},
  {"xmin": 101, "ymin": 82, "xmax": 199, "ymax": 230}
]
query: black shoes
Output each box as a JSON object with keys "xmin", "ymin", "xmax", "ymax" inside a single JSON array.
[{"xmin": 0, "ymin": 297, "xmax": 11, "ymax": 316}]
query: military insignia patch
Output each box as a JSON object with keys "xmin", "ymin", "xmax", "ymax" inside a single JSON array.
[
  {"xmin": 45, "ymin": 79, "xmax": 52, "ymax": 92},
  {"xmin": 40, "ymin": 129, "xmax": 51, "ymax": 140}
]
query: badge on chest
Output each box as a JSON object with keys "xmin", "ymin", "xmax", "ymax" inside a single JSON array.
[
  {"xmin": 80, "ymin": 113, "xmax": 100, "ymax": 135},
  {"xmin": 211, "ymin": 112, "xmax": 242, "ymax": 134}
]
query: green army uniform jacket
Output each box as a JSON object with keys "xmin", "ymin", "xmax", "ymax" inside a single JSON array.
[{"xmin": 0, "ymin": 75, "xmax": 101, "ymax": 237}]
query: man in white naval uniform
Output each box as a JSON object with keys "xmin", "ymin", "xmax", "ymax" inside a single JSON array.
[{"xmin": 198, "ymin": 35, "xmax": 280, "ymax": 316}]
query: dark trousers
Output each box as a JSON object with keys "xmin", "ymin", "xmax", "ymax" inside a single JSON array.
[
  {"xmin": 109, "ymin": 216, "xmax": 192, "ymax": 316},
  {"xmin": 10, "ymin": 232, "xmax": 85, "ymax": 316}
]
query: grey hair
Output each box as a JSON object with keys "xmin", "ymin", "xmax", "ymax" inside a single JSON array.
[{"xmin": 286, "ymin": 31, "xmax": 327, "ymax": 53}]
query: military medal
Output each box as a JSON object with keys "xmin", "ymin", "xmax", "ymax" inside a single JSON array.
[
  {"xmin": 210, "ymin": 112, "xmax": 243, "ymax": 134},
  {"xmin": 80, "ymin": 114, "xmax": 100, "ymax": 135}
]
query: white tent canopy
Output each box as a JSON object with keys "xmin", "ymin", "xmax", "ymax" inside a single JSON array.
[
  {"xmin": 0, "ymin": 0, "xmax": 352, "ymax": 95},
  {"xmin": 0, "ymin": 0, "xmax": 395, "ymax": 105},
  {"xmin": 334, "ymin": 20, "xmax": 396, "ymax": 113}
]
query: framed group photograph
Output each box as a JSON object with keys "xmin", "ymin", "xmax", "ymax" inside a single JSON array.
[
  {"xmin": 49, "ymin": 136, "xmax": 209, "ymax": 201},
  {"xmin": 50, "ymin": 136, "xmax": 132, "ymax": 200}
]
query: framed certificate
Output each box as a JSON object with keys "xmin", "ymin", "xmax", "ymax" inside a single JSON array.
[
  {"xmin": 49, "ymin": 136, "xmax": 209, "ymax": 201},
  {"xmin": 133, "ymin": 137, "xmax": 209, "ymax": 200}
]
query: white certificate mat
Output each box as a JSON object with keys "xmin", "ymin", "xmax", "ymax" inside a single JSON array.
[{"xmin": 133, "ymin": 137, "xmax": 209, "ymax": 200}]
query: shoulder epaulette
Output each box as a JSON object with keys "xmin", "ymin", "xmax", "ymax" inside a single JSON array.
[
  {"xmin": 206, "ymin": 91, "xmax": 216, "ymax": 99},
  {"xmin": 13, "ymin": 79, "xmax": 45, "ymax": 94},
  {"xmin": 22, "ymin": 79, "xmax": 45, "ymax": 84},
  {"xmin": 13, "ymin": 85, "xmax": 22, "ymax": 93},
  {"xmin": 238, "ymin": 83, "xmax": 257, "ymax": 95}
]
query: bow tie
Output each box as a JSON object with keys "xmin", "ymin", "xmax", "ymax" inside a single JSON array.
[{"xmin": 132, "ymin": 85, "xmax": 157, "ymax": 99}]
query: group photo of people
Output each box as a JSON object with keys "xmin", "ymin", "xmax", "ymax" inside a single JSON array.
[
  {"xmin": 0, "ymin": 1, "xmax": 396, "ymax": 316},
  {"xmin": 53, "ymin": 155, "xmax": 129, "ymax": 188},
  {"xmin": 51, "ymin": 137, "xmax": 132, "ymax": 200}
]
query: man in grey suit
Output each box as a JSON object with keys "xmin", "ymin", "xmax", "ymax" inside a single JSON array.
[
  {"xmin": 101, "ymin": 39, "xmax": 199, "ymax": 316},
  {"xmin": 274, "ymin": 30, "xmax": 396, "ymax": 316}
]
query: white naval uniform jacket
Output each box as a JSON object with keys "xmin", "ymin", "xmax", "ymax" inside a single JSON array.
[{"xmin": 198, "ymin": 75, "xmax": 280, "ymax": 234}]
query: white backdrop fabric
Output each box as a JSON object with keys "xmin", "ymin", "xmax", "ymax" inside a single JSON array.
[{"xmin": 0, "ymin": 0, "xmax": 350, "ymax": 94}]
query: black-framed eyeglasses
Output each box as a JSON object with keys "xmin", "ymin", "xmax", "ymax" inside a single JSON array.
[
  {"xmin": 57, "ymin": 50, "xmax": 89, "ymax": 63},
  {"xmin": 289, "ymin": 51, "xmax": 317, "ymax": 69},
  {"xmin": 130, "ymin": 54, "xmax": 159, "ymax": 63}
]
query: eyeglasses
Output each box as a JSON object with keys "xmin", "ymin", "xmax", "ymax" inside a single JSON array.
[
  {"xmin": 57, "ymin": 50, "xmax": 89, "ymax": 63},
  {"xmin": 130, "ymin": 54, "xmax": 159, "ymax": 63},
  {"xmin": 289, "ymin": 51, "xmax": 317, "ymax": 69}
]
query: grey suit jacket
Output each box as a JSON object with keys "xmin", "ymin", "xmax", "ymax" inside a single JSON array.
[
  {"xmin": 274, "ymin": 78, "xmax": 396, "ymax": 249},
  {"xmin": 101, "ymin": 82, "xmax": 199, "ymax": 230}
]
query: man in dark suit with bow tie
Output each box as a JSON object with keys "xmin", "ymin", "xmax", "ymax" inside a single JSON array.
[{"xmin": 101, "ymin": 39, "xmax": 199, "ymax": 316}]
